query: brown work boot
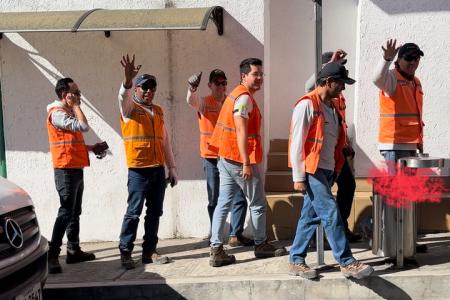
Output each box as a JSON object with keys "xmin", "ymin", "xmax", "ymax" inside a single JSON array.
[
  {"xmin": 254, "ymin": 241, "xmax": 287, "ymax": 258},
  {"xmin": 228, "ymin": 235, "xmax": 255, "ymax": 247},
  {"xmin": 142, "ymin": 250, "xmax": 170, "ymax": 265},
  {"xmin": 120, "ymin": 251, "xmax": 136, "ymax": 270},
  {"xmin": 288, "ymin": 263, "xmax": 318, "ymax": 279},
  {"xmin": 209, "ymin": 245, "xmax": 236, "ymax": 267},
  {"xmin": 48, "ymin": 256, "xmax": 62, "ymax": 274},
  {"xmin": 340, "ymin": 261, "xmax": 374, "ymax": 279}
]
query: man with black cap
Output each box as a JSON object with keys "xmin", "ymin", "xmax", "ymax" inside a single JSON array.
[
  {"xmin": 117, "ymin": 54, "xmax": 178, "ymax": 269},
  {"xmin": 288, "ymin": 62, "xmax": 374, "ymax": 279},
  {"xmin": 186, "ymin": 69, "xmax": 252, "ymax": 247},
  {"xmin": 305, "ymin": 50, "xmax": 361, "ymax": 243},
  {"xmin": 373, "ymin": 39, "xmax": 425, "ymax": 174}
]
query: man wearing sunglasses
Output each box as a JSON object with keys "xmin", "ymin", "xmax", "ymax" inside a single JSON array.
[
  {"xmin": 373, "ymin": 40, "xmax": 427, "ymax": 253},
  {"xmin": 46, "ymin": 78, "xmax": 98, "ymax": 273},
  {"xmin": 117, "ymin": 54, "xmax": 178, "ymax": 269},
  {"xmin": 373, "ymin": 39, "xmax": 425, "ymax": 174},
  {"xmin": 186, "ymin": 69, "xmax": 252, "ymax": 247}
]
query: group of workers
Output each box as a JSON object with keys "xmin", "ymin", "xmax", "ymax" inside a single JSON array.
[{"xmin": 45, "ymin": 38, "xmax": 424, "ymax": 280}]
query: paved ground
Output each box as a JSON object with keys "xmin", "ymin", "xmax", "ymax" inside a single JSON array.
[{"xmin": 44, "ymin": 233, "xmax": 450, "ymax": 299}]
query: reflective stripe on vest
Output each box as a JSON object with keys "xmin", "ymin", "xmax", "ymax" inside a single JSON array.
[
  {"xmin": 288, "ymin": 89, "xmax": 346, "ymax": 174},
  {"xmin": 198, "ymin": 95, "xmax": 222, "ymax": 158},
  {"xmin": 120, "ymin": 103, "xmax": 166, "ymax": 168},
  {"xmin": 47, "ymin": 107, "xmax": 89, "ymax": 169},
  {"xmin": 378, "ymin": 70, "xmax": 423, "ymax": 144},
  {"xmin": 208, "ymin": 85, "xmax": 262, "ymax": 164}
]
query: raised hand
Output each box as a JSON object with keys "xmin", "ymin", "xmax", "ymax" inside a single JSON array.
[
  {"xmin": 330, "ymin": 49, "xmax": 347, "ymax": 63},
  {"xmin": 382, "ymin": 39, "xmax": 400, "ymax": 61},
  {"xmin": 120, "ymin": 54, "xmax": 142, "ymax": 87},
  {"xmin": 187, "ymin": 72, "xmax": 202, "ymax": 90}
]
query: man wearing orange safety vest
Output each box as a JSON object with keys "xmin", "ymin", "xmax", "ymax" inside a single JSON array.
[
  {"xmin": 373, "ymin": 39, "xmax": 424, "ymax": 174},
  {"xmin": 305, "ymin": 50, "xmax": 361, "ymax": 243},
  {"xmin": 117, "ymin": 54, "xmax": 178, "ymax": 269},
  {"xmin": 207, "ymin": 58, "xmax": 287, "ymax": 267},
  {"xmin": 186, "ymin": 69, "xmax": 251, "ymax": 247},
  {"xmin": 288, "ymin": 63, "xmax": 373, "ymax": 280},
  {"xmin": 46, "ymin": 78, "xmax": 99, "ymax": 274},
  {"xmin": 373, "ymin": 40, "xmax": 427, "ymax": 253}
]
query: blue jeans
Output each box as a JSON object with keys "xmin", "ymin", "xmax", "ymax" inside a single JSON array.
[
  {"xmin": 49, "ymin": 168, "xmax": 84, "ymax": 256},
  {"xmin": 210, "ymin": 159, "xmax": 266, "ymax": 247},
  {"xmin": 289, "ymin": 168, "xmax": 355, "ymax": 266},
  {"xmin": 202, "ymin": 158, "xmax": 247, "ymax": 237},
  {"xmin": 119, "ymin": 167, "xmax": 166, "ymax": 253},
  {"xmin": 380, "ymin": 150, "xmax": 417, "ymax": 175}
]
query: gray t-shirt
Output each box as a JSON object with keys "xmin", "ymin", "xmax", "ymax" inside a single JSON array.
[{"xmin": 317, "ymin": 102, "xmax": 339, "ymax": 171}]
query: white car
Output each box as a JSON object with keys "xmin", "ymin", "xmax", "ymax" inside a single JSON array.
[{"xmin": 0, "ymin": 176, "xmax": 48, "ymax": 300}]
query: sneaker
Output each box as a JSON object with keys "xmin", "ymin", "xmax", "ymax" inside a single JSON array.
[
  {"xmin": 254, "ymin": 241, "xmax": 287, "ymax": 258},
  {"xmin": 142, "ymin": 251, "xmax": 170, "ymax": 264},
  {"xmin": 120, "ymin": 251, "xmax": 136, "ymax": 270},
  {"xmin": 346, "ymin": 230, "xmax": 362, "ymax": 243},
  {"xmin": 228, "ymin": 235, "xmax": 255, "ymax": 247},
  {"xmin": 209, "ymin": 245, "xmax": 236, "ymax": 267},
  {"xmin": 66, "ymin": 249, "xmax": 96, "ymax": 264},
  {"xmin": 340, "ymin": 261, "xmax": 374, "ymax": 279},
  {"xmin": 48, "ymin": 256, "xmax": 62, "ymax": 274},
  {"xmin": 288, "ymin": 263, "xmax": 318, "ymax": 279}
]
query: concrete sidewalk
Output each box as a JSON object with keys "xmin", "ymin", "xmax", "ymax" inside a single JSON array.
[{"xmin": 44, "ymin": 233, "xmax": 450, "ymax": 300}]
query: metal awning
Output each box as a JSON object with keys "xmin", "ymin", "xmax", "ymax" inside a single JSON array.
[{"xmin": 0, "ymin": 6, "xmax": 223, "ymax": 38}]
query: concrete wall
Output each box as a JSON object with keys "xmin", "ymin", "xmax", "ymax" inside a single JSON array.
[
  {"xmin": 0, "ymin": 0, "xmax": 263, "ymax": 241},
  {"xmin": 354, "ymin": 0, "xmax": 450, "ymax": 176}
]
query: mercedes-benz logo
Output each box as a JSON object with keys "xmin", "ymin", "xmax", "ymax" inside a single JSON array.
[{"xmin": 4, "ymin": 218, "xmax": 24, "ymax": 249}]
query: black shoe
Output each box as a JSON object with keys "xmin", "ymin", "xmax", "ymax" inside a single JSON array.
[
  {"xmin": 48, "ymin": 256, "xmax": 62, "ymax": 274},
  {"xmin": 121, "ymin": 252, "xmax": 136, "ymax": 270},
  {"xmin": 346, "ymin": 230, "xmax": 362, "ymax": 243},
  {"xmin": 416, "ymin": 244, "xmax": 427, "ymax": 253},
  {"xmin": 66, "ymin": 249, "xmax": 96, "ymax": 264}
]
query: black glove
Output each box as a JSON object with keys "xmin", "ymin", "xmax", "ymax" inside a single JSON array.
[
  {"xmin": 187, "ymin": 72, "xmax": 202, "ymax": 89},
  {"xmin": 92, "ymin": 141, "xmax": 109, "ymax": 159}
]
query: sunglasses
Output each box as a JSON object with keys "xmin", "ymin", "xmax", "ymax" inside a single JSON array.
[
  {"xmin": 213, "ymin": 80, "xmax": 227, "ymax": 86},
  {"xmin": 140, "ymin": 85, "xmax": 157, "ymax": 92},
  {"xmin": 403, "ymin": 55, "xmax": 420, "ymax": 62}
]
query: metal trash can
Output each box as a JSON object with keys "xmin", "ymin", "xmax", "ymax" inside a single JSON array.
[{"xmin": 372, "ymin": 154, "xmax": 444, "ymax": 267}]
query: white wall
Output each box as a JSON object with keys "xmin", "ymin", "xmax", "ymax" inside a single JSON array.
[
  {"xmin": 0, "ymin": 0, "xmax": 263, "ymax": 241},
  {"xmin": 355, "ymin": 0, "xmax": 450, "ymax": 176},
  {"xmin": 264, "ymin": 0, "xmax": 358, "ymax": 144}
]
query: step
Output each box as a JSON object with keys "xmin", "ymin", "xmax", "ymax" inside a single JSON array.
[
  {"xmin": 265, "ymin": 171, "xmax": 292, "ymax": 192},
  {"xmin": 269, "ymin": 139, "xmax": 288, "ymax": 153},
  {"xmin": 267, "ymin": 152, "xmax": 290, "ymax": 172}
]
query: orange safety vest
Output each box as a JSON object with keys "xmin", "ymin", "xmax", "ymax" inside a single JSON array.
[
  {"xmin": 47, "ymin": 107, "xmax": 90, "ymax": 169},
  {"xmin": 208, "ymin": 84, "xmax": 262, "ymax": 164},
  {"xmin": 198, "ymin": 95, "xmax": 222, "ymax": 158},
  {"xmin": 288, "ymin": 89, "xmax": 346, "ymax": 174},
  {"xmin": 332, "ymin": 94, "xmax": 349, "ymax": 145},
  {"xmin": 120, "ymin": 103, "xmax": 166, "ymax": 168},
  {"xmin": 379, "ymin": 70, "xmax": 423, "ymax": 144}
]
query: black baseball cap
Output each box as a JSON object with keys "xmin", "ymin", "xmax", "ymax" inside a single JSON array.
[
  {"xmin": 398, "ymin": 43, "xmax": 424, "ymax": 58},
  {"xmin": 135, "ymin": 74, "xmax": 157, "ymax": 87},
  {"xmin": 209, "ymin": 69, "xmax": 227, "ymax": 83},
  {"xmin": 317, "ymin": 62, "xmax": 356, "ymax": 84}
]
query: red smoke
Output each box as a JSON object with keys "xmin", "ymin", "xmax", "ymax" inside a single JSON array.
[{"xmin": 368, "ymin": 163, "xmax": 448, "ymax": 208}]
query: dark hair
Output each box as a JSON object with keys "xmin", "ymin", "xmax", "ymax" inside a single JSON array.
[
  {"xmin": 55, "ymin": 77, "xmax": 74, "ymax": 99},
  {"xmin": 239, "ymin": 58, "xmax": 262, "ymax": 75},
  {"xmin": 316, "ymin": 77, "xmax": 328, "ymax": 86}
]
